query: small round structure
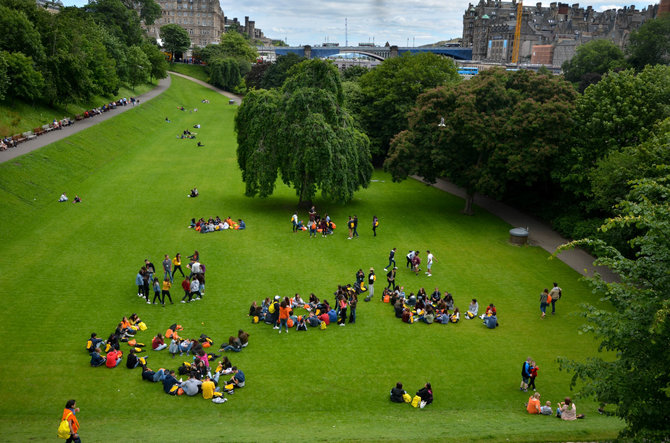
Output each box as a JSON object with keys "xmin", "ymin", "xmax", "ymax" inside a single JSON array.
[{"xmin": 509, "ymin": 227, "xmax": 529, "ymax": 245}]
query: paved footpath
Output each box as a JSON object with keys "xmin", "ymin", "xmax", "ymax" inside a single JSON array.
[
  {"xmin": 412, "ymin": 176, "xmax": 618, "ymax": 283},
  {"xmin": 168, "ymin": 71, "xmax": 243, "ymax": 104},
  {"xmin": 0, "ymin": 76, "xmax": 172, "ymax": 164}
]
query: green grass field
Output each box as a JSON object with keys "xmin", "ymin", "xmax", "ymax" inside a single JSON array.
[
  {"xmin": 168, "ymin": 63, "xmax": 210, "ymax": 83},
  {"xmin": 0, "ymin": 81, "xmax": 158, "ymax": 137},
  {"xmin": 0, "ymin": 75, "xmax": 622, "ymax": 442}
]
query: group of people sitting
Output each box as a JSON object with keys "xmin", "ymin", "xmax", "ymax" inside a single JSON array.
[
  {"xmin": 179, "ymin": 128, "xmax": 197, "ymax": 139},
  {"xmin": 58, "ymin": 193, "xmax": 82, "ymax": 203},
  {"xmin": 249, "ymin": 284, "xmax": 360, "ymax": 333},
  {"xmin": 187, "ymin": 187, "xmax": 199, "ymax": 198},
  {"xmin": 381, "ymin": 286, "xmax": 499, "ymax": 328},
  {"xmin": 526, "ymin": 393, "xmax": 585, "ymax": 420},
  {"xmin": 390, "ymin": 382, "xmax": 433, "ymax": 408},
  {"xmin": 190, "ymin": 216, "xmax": 246, "ymax": 232},
  {"xmin": 87, "ymin": 319, "xmax": 248, "ymax": 402}
]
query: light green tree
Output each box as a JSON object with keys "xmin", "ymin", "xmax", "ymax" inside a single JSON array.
[
  {"xmin": 126, "ymin": 44, "xmax": 150, "ymax": 90},
  {"xmin": 159, "ymin": 24, "xmax": 190, "ymax": 63}
]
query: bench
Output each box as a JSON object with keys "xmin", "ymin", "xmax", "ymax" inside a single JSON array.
[
  {"xmin": 23, "ymin": 131, "xmax": 37, "ymax": 140},
  {"xmin": 13, "ymin": 134, "xmax": 26, "ymax": 144},
  {"xmin": 43, "ymin": 124, "xmax": 54, "ymax": 132},
  {"xmin": 75, "ymin": 114, "xmax": 83, "ymax": 121},
  {"xmin": 33, "ymin": 127, "xmax": 45, "ymax": 136}
]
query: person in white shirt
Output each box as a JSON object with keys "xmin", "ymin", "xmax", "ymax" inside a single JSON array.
[
  {"xmin": 426, "ymin": 250, "xmax": 435, "ymax": 276},
  {"xmin": 59, "ymin": 192, "xmax": 68, "ymax": 202}
]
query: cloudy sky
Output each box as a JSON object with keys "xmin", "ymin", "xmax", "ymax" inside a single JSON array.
[{"xmin": 62, "ymin": 0, "xmax": 658, "ymax": 47}]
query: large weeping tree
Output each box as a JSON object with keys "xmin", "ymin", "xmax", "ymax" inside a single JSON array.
[
  {"xmin": 235, "ymin": 59, "xmax": 372, "ymax": 204},
  {"xmin": 385, "ymin": 68, "xmax": 576, "ymax": 214}
]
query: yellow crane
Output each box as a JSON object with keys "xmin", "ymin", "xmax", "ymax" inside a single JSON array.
[{"xmin": 511, "ymin": 0, "xmax": 523, "ymax": 64}]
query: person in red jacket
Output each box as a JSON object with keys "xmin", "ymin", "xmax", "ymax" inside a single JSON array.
[
  {"xmin": 152, "ymin": 333, "xmax": 167, "ymax": 351},
  {"xmin": 106, "ymin": 349, "xmax": 123, "ymax": 368}
]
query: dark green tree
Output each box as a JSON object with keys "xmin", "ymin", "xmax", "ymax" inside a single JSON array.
[
  {"xmin": 561, "ymin": 39, "xmax": 626, "ymax": 90},
  {"xmin": 120, "ymin": 0, "xmax": 160, "ymax": 25},
  {"xmin": 236, "ymin": 59, "xmax": 372, "ymax": 204},
  {"xmin": 126, "ymin": 44, "xmax": 149, "ymax": 90},
  {"xmin": 556, "ymin": 173, "xmax": 670, "ymax": 440},
  {"xmin": 86, "ymin": 0, "xmax": 144, "ymax": 46},
  {"xmin": 589, "ymin": 118, "xmax": 670, "ymax": 211},
  {"xmin": 244, "ymin": 61, "xmax": 270, "ymax": 90},
  {"xmin": 260, "ymin": 52, "xmax": 304, "ymax": 89},
  {"xmin": 160, "ymin": 24, "xmax": 190, "ymax": 63},
  {"xmin": 341, "ymin": 65, "xmax": 369, "ymax": 81},
  {"xmin": 2, "ymin": 50, "xmax": 44, "ymax": 101},
  {"xmin": 561, "ymin": 65, "xmax": 670, "ymax": 198},
  {"xmin": 0, "ymin": 51, "xmax": 7, "ymax": 101},
  {"xmin": 627, "ymin": 15, "xmax": 670, "ymax": 70},
  {"xmin": 385, "ymin": 68, "xmax": 576, "ymax": 214},
  {"xmin": 358, "ymin": 52, "xmax": 460, "ymax": 162},
  {"xmin": 0, "ymin": 5, "xmax": 45, "ymax": 62},
  {"xmin": 208, "ymin": 57, "xmax": 241, "ymax": 91},
  {"xmin": 141, "ymin": 41, "xmax": 167, "ymax": 81}
]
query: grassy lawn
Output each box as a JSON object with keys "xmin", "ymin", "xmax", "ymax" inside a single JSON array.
[
  {"xmin": 168, "ymin": 63, "xmax": 209, "ymax": 83},
  {"xmin": 0, "ymin": 74, "xmax": 623, "ymax": 442},
  {"xmin": 0, "ymin": 81, "xmax": 158, "ymax": 137}
]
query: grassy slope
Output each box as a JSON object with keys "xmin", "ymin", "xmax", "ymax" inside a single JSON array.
[
  {"xmin": 168, "ymin": 63, "xmax": 209, "ymax": 83},
  {"xmin": 0, "ymin": 75, "xmax": 622, "ymax": 442},
  {"xmin": 0, "ymin": 81, "xmax": 158, "ymax": 137}
]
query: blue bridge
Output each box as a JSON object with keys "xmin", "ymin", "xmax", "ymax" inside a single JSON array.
[{"xmin": 271, "ymin": 45, "xmax": 472, "ymax": 61}]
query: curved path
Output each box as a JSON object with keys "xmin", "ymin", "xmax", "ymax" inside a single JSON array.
[
  {"xmin": 412, "ymin": 175, "xmax": 618, "ymax": 283},
  {"xmin": 0, "ymin": 76, "xmax": 172, "ymax": 164},
  {"xmin": 168, "ymin": 71, "xmax": 243, "ymax": 104}
]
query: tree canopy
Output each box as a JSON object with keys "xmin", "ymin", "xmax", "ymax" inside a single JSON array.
[
  {"xmin": 627, "ymin": 15, "xmax": 670, "ymax": 70},
  {"xmin": 557, "ymin": 173, "xmax": 670, "ymax": 440},
  {"xmin": 561, "ymin": 39, "xmax": 626, "ymax": 91},
  {"xmin": 260, "ymin": 52, "xmax": 305, "ymax": 89},
  {"xmin": 358, "ymin": 52, "xmax": 460, "ymax": 162},
  {"xmin": 160, "ymin": 24, "xmax": 190, "ymax": 63},
  {"xmin": 236, "ymin": 59, "xmax": 372, "ymax": 204},
  {"xmin": 385, "ymin": 68, "xmax": 576, "ymax": 214}
]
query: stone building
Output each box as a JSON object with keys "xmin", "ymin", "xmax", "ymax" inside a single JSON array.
[
  {"xmin": 145, "ymin": 0, "xmax": 226, "ymax": 48},
  {"xmin": 462, "ymin": 0, "xmax": 659, "ymax": 65},
  {"xmin": 224, "ymin": 16, "xmax": 265, "ymax": 40}
]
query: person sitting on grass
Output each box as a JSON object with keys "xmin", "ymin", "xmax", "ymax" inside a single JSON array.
[
  {"xmin": 526, "ymin": 392, "xmax": 541, "ymax": 414},
  {"xmin": 450, "ymin": 307, "xmax": 461, "ymax": 323},
  {"xmin": 162, "ymin": 370, "xmax": 180, "ymax": 394},
  {"xmin": 187, "ymin": 187, "xmax": 198, "ymax": 198},
  {"xmin": 152, "ymin": 333, "xmax": 167, "ymax": 351},
  {"xmin": 227, "ymin": 366, "xmax": 245, "ymax": 391},
  {"xmin": 73, "ymin": 195, "xmax": 82, "ymax": 203},
  {"xmin": 105, "ymin": 348, "xmax": 123, "ymax": 368},
  {"xmin": 390, "ymin": 382, "xmax": 408, "ymax": 403},
  {"xmin": 480, "ymin": 303, "xmax": 496, "ymax": 319},
  {"xmin": 416, "ymin": 383, "xmax": 433, "ymax": 407},
  {"xmin": 86, "ymin": 333, "xmax": 104, "ymax": 352},
  {"xmin": 238, "ymin": 330, "xmax": 249, "ymax": 348},
  {"xmin": 215, "ymin": 356, "xmax": 234, "ymax": 374},
  {"xmin": 59, "ymin": 192, "xmax": 68, "ymax": 202},
  {"xmin": 181, "ymin": 374, "xmax": 202, "ymax": 396},
  {"xmin": 557, "ymin": 397, "xmax": 584, "ymax": 420},
  {"xmin": 541, "ymin": 401, "xmax": 553, "ymax": 415},
  {"xmin": 238, "ymin": 219, "xmax": 246, "ymax": 230},
  {"xmin": 201, "ymin": 375, "xmax": 216, "ymax": 399},
  {"xmin": 466, "ymin": 299, "xmax": 479, "ymax": 319},
  {"xmin": 484, "ymin": 313, "xmax": 498, "ymax": 329},
  {"xmin": 126, "ymin": 348, "xmax": 147, "ymax": 369},
  {"xmin": 90, "ymin": 348, "xmax": 106, "ymax": 367},
  {"xmin": 141, "ymin": 365, "xmax": 166, "ymax": 382}
]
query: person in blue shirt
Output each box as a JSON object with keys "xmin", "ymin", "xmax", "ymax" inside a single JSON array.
[
  {"xmin": 162, "ymin": 370, "xmax": 180, "ymax": 394},
  {"xmin": 226, "ymin": 366, "xmax": 245, "ymax": 392},
  {"xmin": 238, "ymin": 219, "xmax": 246, "ymax": 230}
]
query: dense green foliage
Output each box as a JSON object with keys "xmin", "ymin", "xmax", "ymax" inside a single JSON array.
[
  {"xmin": 192, "ymin": 32, "xmax": 258, "ymax": 92},
  {"xmin": 260, "ymin": 52, "xmax": 305, "ymax": 89},
  {"xmin": 160, "ymin": 23, "xmax": 190, "ymax": 63},
  {"xmin": 561, "ymin": 39, "xmax": 626, "ymax": 92},
  {"xmin": 627, "ymin": 15, "xmax": 670, "ymax": 70},
  {"xmin": 557, "ymin": 174, "xmax": 670, "ymax": 440},
  {"xmin": 386, "ymin": 68, "xmax": 576, "ymax": 214},
  {"xmin": 0, "ymin": 0, "xmax": 165, "ymax": 107},
  {"xmin": 358, "ymin": 53, "xmax": 460, "ymax": 162},
  {"xmin": 0, "ymin": 75, "xmax": 624, "ymax": 441},
  {"xmin": 236, "ymin": 60, "xmax": 372, "ymax": 203}
]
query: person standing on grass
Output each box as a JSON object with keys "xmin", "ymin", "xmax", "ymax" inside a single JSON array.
[
  {"xmin": 412, "ymin": 252, "xmax": 421, "ymax": 276},
  {"xmin": 520, "ymin": 357, "xmax": 532, "ymax": 392},
  {"xmin": 387, "ymin": 267, "xmax": 397, "ymax": 290},
  {"xmin": 162, "ymin": 255, "xmax": 172, "ymax": 282},
  {"xmin": 352, "ymin": 215, "xmax": 359, "ymax": 238},
  {"xmin": 152, "ymin": 278, "xmax": 161, "ymax": 305},
  {"xmin": 141, "ymin": 266, "xmax": 150, "ymax": 303},
  {"xmin": 190, "ymin": 277, "xmax": 201, "ymax": 301},
  {"xmin": 349, "ymin": 292, "xmax": 358, "ymax": 323},
  {"xmin": 372, "ymin": 215, "xmax": 379, "ymax": 237},
  {"xmin": 368, "ymin": 268, "xmax": 376, "ymax": 300},
  {"xmin": 161, "ymin": 278, "xmax": 173, "ymax": 305},
  {"xmin": 528, "ymin": 361, "xmax": 538, "ymax": 391},
  {"xmin": 385, "ymin": 248, "xmax": 396, "ymax": 272},
  {"xmin": 278, "ymin": 300, "xmax": 290, "ymax": 334},
  {"xmin": 539, "ymin": 288, "xmax": 549, "ymax": 318},
  {"xmin": 62, "ymin": 399, "xmax": 81, "ymax": 443},
  {"xmin": 549, "ymin": 282, "xmax": 562, "ymax": 315},
  {"xmin": 338, "ymin": 294, "xmax": 348, "ymax": 326},
  {"xmin": 145, "ymin": 259, "xmax": 156, "ymax": 282},
  {"xmin": 425, "ymin": 250, "xmax": 435, "ymax": 277},
  {"xmin": 347, "ymin": 216, "xmax": 354, "ymax": 239},
  {"xmin": 308, "ymin": 206, "xmax": 316, "ymax": 223},
  {"xmin": 291, "ymin": 211, "xmax": 298, "ymax": 233},
  {"xmin": 135, "ymin": 269, "xmax": 144, "ymax": 298},
  {"xmin": 172, "ymin": 253, "xmax": 185, "ymax": 279}
]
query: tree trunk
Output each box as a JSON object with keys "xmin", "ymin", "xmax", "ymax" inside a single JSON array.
[{"xmin": 462, "ymin": 191, "xmax": 475, "ymax": 215}]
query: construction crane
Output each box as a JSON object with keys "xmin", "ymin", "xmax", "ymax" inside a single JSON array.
[{"xmin": 511, "ymin": 0, "xmax": 523, "ymax": 64}]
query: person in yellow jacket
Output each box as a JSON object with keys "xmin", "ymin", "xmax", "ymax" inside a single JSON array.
[
  {"xmin": 172, "ymin": 253, "xmax": 185, "ymax": 279},
  {"xmin": 161, "ymin": 279, "xmax": 173, "ymax": 305}
]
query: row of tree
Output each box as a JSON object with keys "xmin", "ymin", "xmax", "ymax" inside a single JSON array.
[{"xmin": 0, "ymin": 0, "xmax": 167, "ymax": 106}]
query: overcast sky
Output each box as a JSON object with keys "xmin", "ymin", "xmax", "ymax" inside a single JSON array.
[{"xmin": 62, "ymin": 0, "xmax": 658, "ymax": 47}]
